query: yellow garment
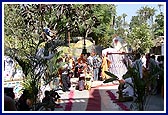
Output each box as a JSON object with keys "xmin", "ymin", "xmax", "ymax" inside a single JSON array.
[
  {"xmin": 101, "ymin": 56, "xmax": 111, "ymax": 80},
  {"xmin": 85, "ymin": 72, "xmax": 92, "ymax": 79},
  {"xmin": 85, "ymin": 72, "xmax": 92, "ymax": 90}
]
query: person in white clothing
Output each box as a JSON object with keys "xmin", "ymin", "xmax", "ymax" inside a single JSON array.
[
  {"xmin": 141, "ymin": 53, "xmax": 147, "ymax": 69},
  {"xmin": 132, "ymin": 53, "xmax": 143, "ymax": 79}
]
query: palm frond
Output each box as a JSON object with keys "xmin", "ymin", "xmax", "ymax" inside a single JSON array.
[
  {"xmin": 122, "ymin": 71, "xmax": 132, "ymax": 79},
  {"xmin": 104, "ymin": 71, "xmax": 119, "ymax": 79},
  {"xmin": 103, "ymin": 77, "xmax": 119, "ymax": 83}
]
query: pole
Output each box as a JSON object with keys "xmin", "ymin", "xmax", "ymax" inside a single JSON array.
[{"xmin": 82, "ymin": 37, "xmax": 87, "ymax": 55}]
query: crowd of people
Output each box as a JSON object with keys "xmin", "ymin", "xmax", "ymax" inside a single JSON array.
[
  {"xmin": 55, "ymin": 50, "xmax": 164, "ymax": 96},
  {"xmin": 120, "ymin": 52, "xmax": 164, "ymax": 96},
  {"xmin": 4, "ymin": 50, "xmax": 164, "ymax": 111},
  {"xmin": 57, "ymin": 52, "xmax": 103, "ymax": 91}
]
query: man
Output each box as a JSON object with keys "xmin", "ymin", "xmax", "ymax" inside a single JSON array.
[
  {"xmin": 148, "ymin": 54, "xmax": 163, "ymax": 94},
  {"xmin": 132, "ymin": 53, "xmax": 143, "ymax": 79},
  {"xmin": 92, "ymin": 53, "xmax": 100, "ymax": 81},
  {"xmin": 141, "ymin": 53, "xmax": 147, "ymax": 68}
]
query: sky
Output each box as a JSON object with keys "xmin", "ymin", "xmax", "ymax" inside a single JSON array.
[{"xmin": 115, "ymin": 3, "xmax": 165, "ymax": 23}]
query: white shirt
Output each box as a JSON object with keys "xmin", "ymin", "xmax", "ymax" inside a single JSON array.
[
  {"xmin": 141, "ymin": 56, "xmax": 146, "ymax": 68},
  {"xmin": 133, "ymin": 59, "xmax": 143, "ymax": 79}
]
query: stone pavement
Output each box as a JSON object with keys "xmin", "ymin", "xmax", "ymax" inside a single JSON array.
[{"xmin": 52, "ymin": 78, "xmax": 165, "ymax": 112}]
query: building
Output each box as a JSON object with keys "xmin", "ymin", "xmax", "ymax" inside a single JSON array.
[{"xmin": 150, "ymin": 36, "xmax": 164, "ymax": 56}]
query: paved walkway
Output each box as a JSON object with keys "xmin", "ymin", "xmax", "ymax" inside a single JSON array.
[{"xmin": 52, "ymin": 78, "xmax": 165, "ymax": 112}]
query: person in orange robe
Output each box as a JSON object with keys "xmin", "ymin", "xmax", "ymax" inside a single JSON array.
[
  {"xmin": 101, "ymin": 54, "xmax": 111, "ymax": 80},
  {"xmin": 77, "ymin": 54, "xmax": 86, "ymax": 64}
]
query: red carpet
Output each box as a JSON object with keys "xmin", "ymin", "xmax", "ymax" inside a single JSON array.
[
  {"xmin": 64, "ymin": 84, "xmax": 129, "ymax": 111},
  {"xmin": 106, "ymin": 90, "xmax": 130, "ymax": 111},
  {"xmin": 55, "ymin": 105, "xmax": 63, "ymax": 108},
  {"xmin": 86, "ymin": 87, "xmax": 101, "ymax": 111},
  {"xmin": 64, "ymin": 90, "xmax": 74, "ymax": 111},
  {"xmin": 91, "ymin": 83, "xmax": 119, "ymax": 88}
]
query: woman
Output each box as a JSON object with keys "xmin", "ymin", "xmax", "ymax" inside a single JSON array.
[{"xmin": 61, "ymin": 64, "xmax": 70, "ymax": 92}]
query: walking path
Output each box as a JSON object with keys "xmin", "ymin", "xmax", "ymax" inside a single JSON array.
[{"xmin": 52, "ymin": 78, "xmax": 165, "ymax": 112}]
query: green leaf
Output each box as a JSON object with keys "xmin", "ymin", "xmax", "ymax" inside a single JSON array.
[
  {"xmin": 122, "ymin": 71, "xmax": 132, "ymax": 79},
  {"xmin": 103, "ymin": 77, "xmax": 119, "ymax": 83},
  {"xmin": 104, "ymin": 71, "xmax": 119, "ymax": 79}
]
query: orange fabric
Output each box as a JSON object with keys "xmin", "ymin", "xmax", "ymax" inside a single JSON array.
[
  {"xmin": 101, "ymin": 56, "xmax": 111, "ymax": 80},
  {"xmin": 78, "ymin": 58, "xmax": 86, "ymax": 64}
]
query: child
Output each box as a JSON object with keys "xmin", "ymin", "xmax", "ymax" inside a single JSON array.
[{"xmin": 85, "ymin": 70, "xmax": 92, "ymax": 90}]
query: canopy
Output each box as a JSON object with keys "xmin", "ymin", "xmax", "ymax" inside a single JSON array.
[{"xmin": 74, "ymin": 39, "xmax": 93, "ymax": 49}]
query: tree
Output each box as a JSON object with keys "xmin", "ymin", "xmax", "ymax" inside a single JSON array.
[
  {"xmin": 4, "ymin": 4, "xmax": 69, "ymax": 110},
  {"xmin": 132, "ymin": 5, "xmax": 156, "ymax": 32},
  {"xmin": 70, "ymin": 4, "xmax": 116, "ymax": 48},
  {"xmin": 129, "ymin": 16, "xmax": 141, "ymax": 30},
  {"xmin": 153, "ymin": 13, "xmax": 164, "ymax": 37},
  {"xmin": 128, "ymin": 5, "xmax": 161, "ymax": 53},
  {"xmin": 158, "ymin": 4, "xmax": 163, "ymax": 13},
  {"xmin": 122, "ymin": 13, "xmax": 127, "ymax": 27},
  {"xmin": 91, "ymin": 4, "xmax": 116, "ymax": 47},
  {"xmin": 127, "ymin": 23, "xmax": 153, "ymax": 53}
]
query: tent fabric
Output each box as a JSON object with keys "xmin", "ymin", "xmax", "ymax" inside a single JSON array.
[{"xmin": 74, "ymin": 39, "xmax": 93, "ymax": 49}]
